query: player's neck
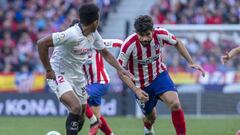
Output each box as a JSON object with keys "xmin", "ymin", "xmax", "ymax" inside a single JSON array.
[{"xmin": 79, "ymin": 23, "xmax": 93, "ymax": 37}]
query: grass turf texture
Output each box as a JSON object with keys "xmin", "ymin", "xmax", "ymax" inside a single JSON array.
[{"xmin": 0, "ymin": 116, "xmax": 239, "ymax": 135}]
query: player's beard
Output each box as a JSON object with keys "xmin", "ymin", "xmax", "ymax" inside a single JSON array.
[{"xmin": 140, "ymin": 40, "xmax": 152, "ymax": 47}]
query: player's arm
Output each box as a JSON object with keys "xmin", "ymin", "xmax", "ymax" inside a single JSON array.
[
  {"xmin": 117, "ymin": 44, "xmax": 149, "ymax": 102},
  {"xmin": 94, "ymin": 32, "xmax": 132, "ymax": 79},
  {"xmin": 174, "ymin": 39, "xmax": 205, "ymax": 76},
  {"xmin": 37, "ymin": 35, "xmax": 55, "ymax": 79},
  {"xmin": 221, "ymin": 47, "xmax": 240, "ymax": 64},
  {"xmin": 37, "ymin": 29, "xmax": 71, "ymax": 79},
  {"xmin": 99, "ymin": 48, "xmax": 126, "ymax": 71}
]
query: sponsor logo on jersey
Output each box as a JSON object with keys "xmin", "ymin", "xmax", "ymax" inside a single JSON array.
[{"xmin": 138, "ymin": 55, "xmax": 159, "ymax": 65}]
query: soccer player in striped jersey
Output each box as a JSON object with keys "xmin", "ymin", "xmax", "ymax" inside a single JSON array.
[
  {"xmin": 83, "ymin": 39, "xmax": 123, "ymax": 135},
  {"xmin": 221, "ymin": 47, "xmax": 240, "ymax": 64},
  {"xmin": 118, "ymin": 15, "xmax": 205, "ymax": 135}
]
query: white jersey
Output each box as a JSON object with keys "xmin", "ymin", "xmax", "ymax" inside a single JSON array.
[{"xmin": 50, "ymin": 24, "xmax": 105, "ymax": 88}]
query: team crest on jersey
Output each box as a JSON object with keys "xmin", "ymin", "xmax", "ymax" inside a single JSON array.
[{"xmin": 56, "ymin": 33, "xmax": 66, "ymax": 42}]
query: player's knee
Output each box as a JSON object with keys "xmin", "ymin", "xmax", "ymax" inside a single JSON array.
[
  {"xmin": 145, "ymin": 113, "xmax": 157, "ymax": 124},
  {"xmin": 70, "ymin": 104, "xmax": 82, "ymax": 114},
  {"xmin": 170, "ymin": 102, "xmax": 181, "ymax": 111}
]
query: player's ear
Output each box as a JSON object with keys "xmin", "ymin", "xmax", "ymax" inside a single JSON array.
[{"xmin": 92, "ymin": 19, "xmax": 99, "ymax": 31}]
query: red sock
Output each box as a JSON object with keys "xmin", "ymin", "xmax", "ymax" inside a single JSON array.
[
  {"xmin": 99, "ymin": 115, "xmax": 112, "ymax": 135},
  {"xmin": 143, "ymin": 121, "xmax": 153, "ymax": 129},
  {"xmin": 171, "ymin": 109, "xmax": 186, "ymax": 135},
  {"xmin": 85, "ymin": 103, "xmax": 94, "ymax": 119}
]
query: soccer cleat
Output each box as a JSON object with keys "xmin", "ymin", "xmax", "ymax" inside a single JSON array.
[
  {"xmin": 88, "ymin": 119, "xmax": 101, "ymax": 135},
  {"xmin": 144, "ymin": 126, "xmax": 155, "ymax": 135}
]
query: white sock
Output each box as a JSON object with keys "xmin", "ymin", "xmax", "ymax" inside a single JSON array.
[
  {"xmin": 89, "ymin": 115, "xmax": 97, "ymax": 124},
  {"xmin": 144, "ymin": 126, "xmax": 155, "ymax": 134}
]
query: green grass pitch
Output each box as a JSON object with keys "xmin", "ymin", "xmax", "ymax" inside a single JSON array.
[{"xmin": 0, "ymin": 116, "xmax": 239, "ymax": 135}]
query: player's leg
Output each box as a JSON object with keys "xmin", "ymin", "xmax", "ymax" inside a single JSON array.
[
  {"xmin": 52, "ymin": 74, "xmax": 85, "ymax": 135},
  {"xmin": 153, "ymin": 71, "xmax": 186, "ymax": 135},
  {"xmin": 143, "ymin": 107, "xmax": 157, "ymax": 135},
  {"xmin": 159, "ymin": 91, "xmax": 186, "ymax": 135},
  {"xmin": 135, "ymin": 87, "xmax": 158, "ymax": 135},
  {"xmin": 60, "ymin": 91, "xmax": 84, "ymax": 135},
  {"xmin": 87, "ymin": 84, "xmax": 113, "ymax": 135},
  {"xmin": 85, "ymin": 103, "xmax": 98, "ymax": 125}
]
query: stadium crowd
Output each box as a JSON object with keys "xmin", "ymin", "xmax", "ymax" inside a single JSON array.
[
  {"xmin": 151, "ymin": 0, "xmax": 240, "ymax": 24},
  {"xmin": 0, "ymin": 0, "xmax": 120, "ymax": 73}
]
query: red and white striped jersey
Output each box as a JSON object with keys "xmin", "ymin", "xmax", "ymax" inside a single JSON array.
[
  {"xmin": 83, "ymin": 39, "xmax": 123, "ymax": 84},
  {"xmin": 118, "ymin": 28, "xmax": 177, "ymax": 89}
]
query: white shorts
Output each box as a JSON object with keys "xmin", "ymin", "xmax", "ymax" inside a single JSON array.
[{"xmin": 47, "ymin": 74, "xmax": 88, "ymax": 105}]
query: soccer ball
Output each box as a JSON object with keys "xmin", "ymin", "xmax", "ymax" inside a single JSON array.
[{"xmin": 46, "ymin": 131, "xmax": 61, "ymax": 135}]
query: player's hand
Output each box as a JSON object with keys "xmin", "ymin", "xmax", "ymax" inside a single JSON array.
[
  {"xmin": 221, "ymin": 52, "xmax": 230, "ymax": 64},
  {"xmin": 135, "ymin": 89, "xmax": 149, "ymax": 102},
  {"xmin": 117, "ymin": 68, "xmax": 134, "ymax": 79},
  {"xmin": 189, "ymin": 64, "xmax": 205, "ymax": 77},
  {"xmin": 46, "ymin": 70, "xmax": 56, "ymax": 80}
]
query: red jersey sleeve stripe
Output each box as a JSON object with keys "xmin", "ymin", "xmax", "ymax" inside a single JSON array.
[
  {"xmin": 118, "ymin": 59, "xmax": 123, "ymax": 65},
  {"xmin": 154, "ymin": 29, "xmax": 168, "ymax": 36},
  {"xmin": 172, "ymin": 35, "xmax": 176, "ymax": 40},
  {"xmin": 153, "ymin": 32, "xmax": 160, "ymax": 74},
  {"xmin": 112, "ymin": 43, "xmax": 122, "ymax": 48},
  {"xmin": 122, "ymin": 35, "xmax": 137, "ymax": 53}
]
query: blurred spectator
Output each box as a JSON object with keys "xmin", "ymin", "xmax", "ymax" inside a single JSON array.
[{"xmin": 151, "ymin": 0, "xmax": 240, "ymax": 24}]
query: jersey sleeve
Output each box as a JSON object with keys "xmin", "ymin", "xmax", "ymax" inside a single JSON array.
[
  {"xmin": 93, "ymin": 31, "xmax": 105, "ymax": 50},
  {"xmin": 103, "ymin": 39, "xmax": 123, "ymax": 49},
  {"xmin": 155, "ymin": 28, "xmax": 177, "ymax": 46},
  {"xmin": 52, "ymin": 28, "xmax": 75, "ymax": 47},
  {"xmin": 117, "ymin": 39, "xmax": 133, "ymax": 68}
]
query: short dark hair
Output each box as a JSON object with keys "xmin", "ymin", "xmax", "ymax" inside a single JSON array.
[
  {"xmin": 79, "ymin": 4, "xmax": 99, "ymax": 25},
  {"xmin": 70, "ymin": 18, "xmax": 80, "ymax": 27},
  {"xmin": 134, "ymin": 15, "xmax": 154, "ymax": 34}
]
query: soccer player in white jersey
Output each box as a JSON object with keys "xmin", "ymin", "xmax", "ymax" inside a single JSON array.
[
  {"xmin": 221, "ymin": 47, "xmax": 240, "ymax": 64},
  {"xmin": 37, "ymin": 4, "xmax": 129, "ymax": 135},
  {"xmin": 118, "ymin": 15, "xmax": 205, "ymax": 135},
  {"xmin": 83, "ymin": 39, "xmax": 123, "ymax": 135}
]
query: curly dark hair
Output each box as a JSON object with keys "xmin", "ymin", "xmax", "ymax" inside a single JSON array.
[{"xmin": 134, "ymin": 15, "xmax": 154, "ymax": 34}]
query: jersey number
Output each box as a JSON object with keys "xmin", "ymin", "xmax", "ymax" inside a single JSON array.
[{"xmin": 57, "ymin": 76, "xmax": 65, "ymax": 83}]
